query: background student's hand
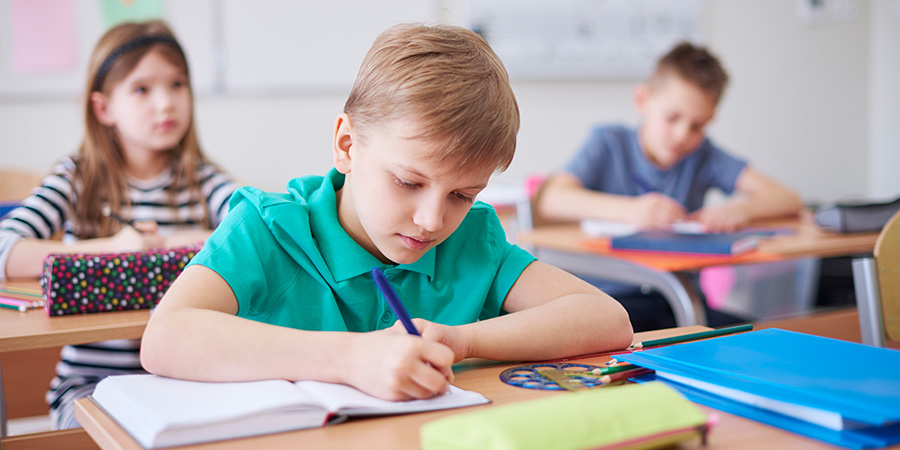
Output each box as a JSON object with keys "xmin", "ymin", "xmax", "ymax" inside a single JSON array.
[
  {"xmin": 104, "ymin": 220, "xmax": 165, "ymax": 252},
  {"xmin": 394, "ymin": 319, "xmax": 471, "ymax": 363},
  {"xmin": 630, "ymin": 193, "xmax": 686, "ymax": 229},
  {"xmin": 689, "ymin": 203, "xmax": 750, "ymax": 232},
  {"xmin": 165, "ymin": 229, "xmax": 214, "ymax": 249},
  {"xmin": 344, "ymin": 329, "xmax": 454, "ymax": 401}
]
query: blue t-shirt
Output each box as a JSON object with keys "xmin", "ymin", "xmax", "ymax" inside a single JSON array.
[
  {"xmin": 189, "ymin": 168, "xmax": 536, "ymax": 332},
  {"xmin": 564, "ymin": 124, "xmax": 747, "ymax": 212}
]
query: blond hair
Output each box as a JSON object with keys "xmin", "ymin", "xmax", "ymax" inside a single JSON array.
[
  {"xmin": 344, "ymin": 23, "xmax": 519, "ymax": 173},
  {"xmin": 77, "ymin": 20, "xmax": 212, "ymax": 238},
  {"xmin": 650, "ymin": 41, "xmax": 729, "ymax": 104}
]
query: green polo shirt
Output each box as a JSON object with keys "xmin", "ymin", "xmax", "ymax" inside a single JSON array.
[{"xmin": 189, "ymin": 168, "xmax": 536, "ymax": 332}]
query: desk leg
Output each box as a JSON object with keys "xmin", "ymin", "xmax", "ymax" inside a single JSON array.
[
  {"xmin": 532, "ymin": 247, "xmax": 706, "ymax": 327},
  {"xmin": 853, "ymin": 257, "xmax": 886, "ymax": 347},
  {"xmin": 1, "ymin": 356, "xmax": 7, "ymax": 437}
]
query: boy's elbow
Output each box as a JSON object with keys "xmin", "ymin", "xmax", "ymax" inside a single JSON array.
[
  {"xmin": 609, "ymin": 302, "xmax": 634, "ymax": 349},
  {"xmin": 139, "ymin": 314, "xmax": 174, "ymax": 375}
]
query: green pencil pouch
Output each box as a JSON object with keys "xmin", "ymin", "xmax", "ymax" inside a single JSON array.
[{"xmin": 420, "ymin": 382, "xmax": 710, "ymax": 450}]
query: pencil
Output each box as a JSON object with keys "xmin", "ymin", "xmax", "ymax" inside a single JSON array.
[
  {"xmin": 0, "ymin": 301, "xmax": 27, "ymax": 312},
  {"xmin": 629, "ymin": 323, "xmax": 753, "ymax": 350},
  {"xmin": 599, "ymin": 367, "xmax": 653, "ymax": 384},
  {"xmin": 0, "ymin": 287, "xmax": 43, "ymax": 298},
  {"xmin": 0, "ymin": 296, "xmax": 41, "ymax": 309},
  {"xmin": 590, "ymin": 363, "xmax": 637, "ymax": 376},
  {"xmin": 101, "ymin": 206, "xmax": 136, "ymax": 227}
]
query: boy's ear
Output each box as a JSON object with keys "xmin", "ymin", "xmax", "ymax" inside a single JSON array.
[
  {"xmin": 633, "ymin": 83, "xmax": 650, "ymax": 114},
  {"xmin": 90, "ymin": 92, "xmax": 114, "ymax": 126},
  {"xmin": 333, "ymin": 113, "xmax": 354, "ymax": 174}
]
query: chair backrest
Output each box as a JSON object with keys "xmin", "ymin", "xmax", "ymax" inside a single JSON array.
[
  {"xmin": 0, "ymin": 168, "xmax": 43, "ymax": 202},
  {"xmin": 875, "ymin": 210, "xmax": 900, "ymax": 341}
]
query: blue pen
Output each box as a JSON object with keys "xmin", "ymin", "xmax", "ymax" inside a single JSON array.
[{"xmin": 371, "ymin": 267, "xmax": 421, "ymax": 336}]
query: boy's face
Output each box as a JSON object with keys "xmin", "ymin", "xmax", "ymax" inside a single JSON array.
[
  {"xmin": 333, "ymin": 115, "xmax": 494, "ymax": 265},
  {"xmin": 635, "ymin": 74, "xmax": 716, "ymax": 169}
]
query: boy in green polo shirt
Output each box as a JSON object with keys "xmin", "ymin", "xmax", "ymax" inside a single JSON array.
[{"xmin": 141, "ymin": 23, "xmax": 633, "ymax": 401}]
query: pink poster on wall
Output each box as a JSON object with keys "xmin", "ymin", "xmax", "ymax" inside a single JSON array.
[{"xmin": 11, "ymin": 0, "xmax": 78, "ymax": 74}]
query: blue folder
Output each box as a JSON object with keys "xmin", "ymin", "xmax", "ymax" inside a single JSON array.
[
  {"xmin": 618, "ymin": 329, "xmax": 900, "ymax": 449},
  {"xmin": 610, "ymin": 230, "xmax": 759, "ymax": 255}
]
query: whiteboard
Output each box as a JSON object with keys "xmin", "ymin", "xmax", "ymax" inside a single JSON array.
[
  {"xmin": 0, "ymin": 0, "xmax": 700, "ymax": 99},
  {"xmin": 0, "ymin": 0, "xmax": 439, "ymax": 99},
  {"xmin": 465, "ymin": 0, "xmax": 703, "ymax": 81}
]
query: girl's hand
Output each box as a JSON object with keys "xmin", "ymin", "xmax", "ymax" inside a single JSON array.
[
  {"xmin": 164, "ymin": 229, "xmax": 213, "ymax": 248},
  {"xmin": 630, "ymin": 193, "xmax": 686, "ymax": 229},
  {"xmin": 104, "ymin": 221, "xmax": 165, "ymax": 252},
  {"xmin": 344, "ymin": 329, "xmax": 454, "ymax": 401},
  {"xmin": 689, "ymin": 204, "xmax": 749, "ymax": 232}
]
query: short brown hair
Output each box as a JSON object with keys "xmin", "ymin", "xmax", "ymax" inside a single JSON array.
[
  {"xmin": 651, "ymin": 42, "xmax": 729, "ymax": 104},
  {"xmin": 344, "ymin": 23, "xmax": 519, "ymax": 173}
]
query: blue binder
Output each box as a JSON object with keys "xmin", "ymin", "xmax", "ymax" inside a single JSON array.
[
  {"xmin": 610, "ymin": 230, "xmax": 759, "ymax": 255},
  {"xmin": 618, "ymin": 329, "xmax": 900, "ymax": 449}
]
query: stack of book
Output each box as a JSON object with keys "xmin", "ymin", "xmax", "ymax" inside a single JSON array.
[{"xmin": 618, "ymin": 329, "xmax": 900, "ymax": 449}]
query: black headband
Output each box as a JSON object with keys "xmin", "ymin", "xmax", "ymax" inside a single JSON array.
[{"xmin": 92, "ymin": 34, "xmax": 186, "ymax": 92}]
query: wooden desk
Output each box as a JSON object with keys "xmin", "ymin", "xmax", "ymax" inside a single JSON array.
[
  {"xmin": 74, "ymin": 324, "xmax": 899, "ymax": 450},
  {"xmin": 519, "ymin": 213, "xmax": 879, "ymax": 327},
  {"xmin": 0, "ymin": 280, "xmax": 150, "ymax": 438}
]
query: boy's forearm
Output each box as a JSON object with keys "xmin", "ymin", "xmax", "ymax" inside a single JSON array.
[
  {"xmin": 539, "ymin": 179, "xmax": 638, "ymax": 223},
  {"xmin": 457, "ymin": 294, "xmax": 633, "ymax": 361},
  {"xmin": 141, "ymin": 308, "xmax": 352, "ymax": 383},
  {"xmin": 731, "ymin": 189, "xmax": 803, "ymax": 222}
]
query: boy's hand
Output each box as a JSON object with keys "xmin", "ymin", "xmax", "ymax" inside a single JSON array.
[
  {"xmin": 344, "ymin": 330, "xmax": 454, "ymax": 401},
  {"xmin": 630, "ymin": 193, "xmax": 686, "ymax": 229},
  {"xmin": 105, "ymin": 221, "xmax": 165, "ymax": 252},
  {"xmin": 394, "ymin": 319, "xmax": 471, "ymax": 363},
  {"xmin": 689, "ymin": 203, "xmax": 749, "ymax": 232}
]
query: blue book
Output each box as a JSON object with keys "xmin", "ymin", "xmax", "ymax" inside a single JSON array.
[
  {"xmin": 618, "ymin": 329, "xmax": 900, "ymax": 449},
  {"xmin": 610, "ymin": 230, "xmax": 759, "ymax": 255}
]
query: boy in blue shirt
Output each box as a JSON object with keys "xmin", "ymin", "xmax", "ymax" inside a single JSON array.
[
  {"xmin": 141, "ymin": 24, "xmax": 633, "ymax": 401},
  {"xmin": 537, "ymin": 42, "xmax": 802, "ymax": 331},
  {"xmin": 538, "ymin": 42, "xmax": 801, "ymax": 231}
]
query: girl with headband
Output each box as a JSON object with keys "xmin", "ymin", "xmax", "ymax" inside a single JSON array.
[{"xmin": 0, "ymin": 20, "xmax": 238, "ymax": 429}]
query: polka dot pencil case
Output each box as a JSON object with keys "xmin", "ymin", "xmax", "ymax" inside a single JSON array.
[{"xmin": 40, "ymin": 245, "xmax": 201, "ymax": 316}]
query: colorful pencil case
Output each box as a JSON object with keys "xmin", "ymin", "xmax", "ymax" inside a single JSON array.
[
  {"xmin": 41, "ymin": 245, "xmax": 201, "ymax": 316},
  {"xmin": 420, "ymin": 382, "xmax": 711, "ymax": 450}
]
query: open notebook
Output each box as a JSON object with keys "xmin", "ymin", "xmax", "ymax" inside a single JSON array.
[{"xmin": 92, "ymin": 374, "xmax": 489, "ymax": 449}]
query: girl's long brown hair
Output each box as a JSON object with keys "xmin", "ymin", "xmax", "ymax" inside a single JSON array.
[{"xmin": 77, "ymin": 20, "xmax": 211, "ymax": 238}]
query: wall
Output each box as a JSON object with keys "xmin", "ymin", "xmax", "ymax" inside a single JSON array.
[
  {"xmin": 869, "ymin": 0, "xmax": 900, "ymax": 199},
  {"xmin": 1, "ymin": 1, "xmax": 897, "ymax": 202}
]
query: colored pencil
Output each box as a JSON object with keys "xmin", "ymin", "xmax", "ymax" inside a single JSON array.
[
  {"xmin": 629, "ymin": 323, "xmax": 753, "ymax": 350},
  {"xmin": 0, "ymin": 295, "xmax": 43, "ymax": 309},
  {"xmin": 599, "ymin": 367, "xmax": 653, "ymax": 384},
  {"xmin": 0, "ymin": 287, "xmax": 42, "ymax": 298},
  {"xmin": 590, "ymin": 363, "xmax": 637, "ymax": 376},
  {"xmin": 0, "ymin": 302, "xmax": 26, "ymax": 312}
]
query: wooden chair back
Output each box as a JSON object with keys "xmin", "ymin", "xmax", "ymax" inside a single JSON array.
[
  {"xmin": 875, "ymin": 210, "xmax": 900, "ymax": 341},
  {"xmin": 0, "ymin": 168, "xmax": 43, "ymax": 202}
]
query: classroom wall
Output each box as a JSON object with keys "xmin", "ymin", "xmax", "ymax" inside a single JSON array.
[
  {"xmin": 1, "ymin": 1, "xmax": 897, "ymax": 203},
  {"xmin": 869, "ymin": 0, "xmax": 900, "ymax": 200}
]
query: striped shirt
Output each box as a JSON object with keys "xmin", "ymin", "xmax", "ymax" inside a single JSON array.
[{"xmin": 0, "ymin": 156, "xmax": 238, "ymax": 429}]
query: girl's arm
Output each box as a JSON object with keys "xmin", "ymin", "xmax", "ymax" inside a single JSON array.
[
  {"xmin": 416, "ymin": 261, "xmax": 633, "ymax": 362},
  {"xmin": 140, "ymin": 265, "xmax": 455, "ymax": 401},
  {"xmin": 538, "ymin": 173, "xmax": 686, "ymax": 228},
  {"xmin": 3, "ymin": 222, "xmax": 164, "ymax": 279}
]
